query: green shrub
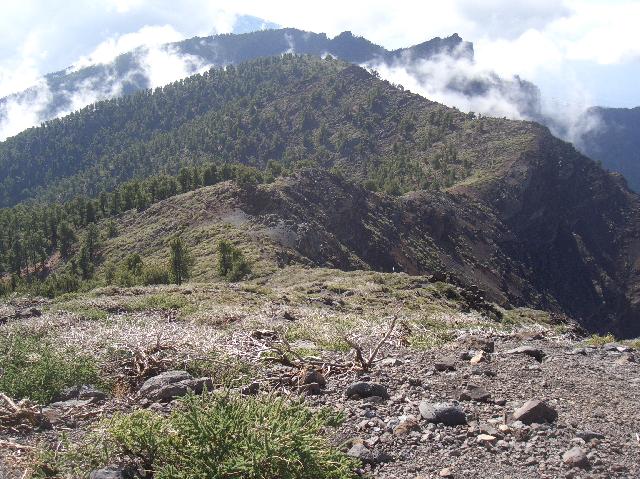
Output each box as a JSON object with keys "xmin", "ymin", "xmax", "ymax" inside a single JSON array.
[
  {"xmin": 0, "ymin": 331, "xmax": 100, "ymax": 403},
  {"xmin": 128, "ymin": 293, "xmax": 188, "ymax": 311},
  {"xmin": 584, "ymin": 333, "xmax": 616, "ymax": 346},
  {"xmin": 47, "ymin": 393, "xmax": 357, "ymax": 479},
  {"xmin": 26, "ymin": 272, "xmax": 81, "ymax": 298},
  {"xmin": 0, "ymin": 279, "xmax": 10, "ymax": 296},
  {"xmin": 141, "ymin": 263, "xmax": 171, "ymax": 285},
  {"xmin": 217, "ymin": 240, "xmax": 251, "ymax": 282}
]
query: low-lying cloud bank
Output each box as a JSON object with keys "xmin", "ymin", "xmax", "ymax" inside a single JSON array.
[
  {"xmin": 0, "ymin": 45, "xmax": 212, "ymax": 140},
  {"xmin": 364, "ymin": 49, "xmax": 602, "ymax": 149}
]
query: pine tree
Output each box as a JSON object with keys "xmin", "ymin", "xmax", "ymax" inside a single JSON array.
[
  {"xmin": 57, "ymin": 221, "xmax": 75, "ymax": 258},
  {"xmin": 168, "ymin": 236, "xmax": 193, "ymax": 285}
]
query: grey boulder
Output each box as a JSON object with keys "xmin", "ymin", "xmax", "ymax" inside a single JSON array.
[
  {"xmin": 419, "ymin": 401, "xmax": 467, "ymax": 425},
  {"xmin": 138, "ymin": 370, "xmax": 212, "ymax": 402},
  {"xmin": 345, "ymin": 382, "xmax": 389, "ymax": 400}
]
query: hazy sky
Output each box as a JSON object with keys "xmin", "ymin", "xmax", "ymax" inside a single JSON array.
[{"xmin": 1, "ymin": 0, "xmax": 639, "ymax": 107}]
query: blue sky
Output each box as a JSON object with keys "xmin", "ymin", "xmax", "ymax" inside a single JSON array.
[{"xmin": 1, "ymin": 0, "xmax": 639, "ymax": 108}]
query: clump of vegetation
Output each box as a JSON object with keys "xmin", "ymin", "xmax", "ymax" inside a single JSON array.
[
  {"xmin": 42, "ymin": 392, "xmax": 357, "ymax": 479},
  {"xmin": 0, "ymin": 331, "xmax": 100, "ymax": 404},
  {"xmin": 182, "ymin": 355, "xmax": 254, "ymax": 388},
  {"xmin": 217, "ymin": 239, "xmax": 251, "ymax": 281},
  {"xmin": 584, "ymin": 333, "xmax": 616, "ymax": 346},
  {"xmin": 128, "ymin": 293, "xmax": 189, "ymax": 312}
]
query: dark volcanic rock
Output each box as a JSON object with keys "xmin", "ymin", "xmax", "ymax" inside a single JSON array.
[
  {"xmin": 138, "ymin": 370, "xmax": 212, "ymax": 402},
  {"xmin": 347, "ymin": 443, "xmax": 393, "ymax": 465},
  {"xmin": 419, "ymin": 402, "xmax": 467, "ymax": 425},
  {"xmin": 562, "ymin": 447, "xmax": 590, "ymax": 469},
  {"xmin": 434, "ymin": 358, "xmax": 457, "ymax": 371},
  {"xmin": 345, "ymin": 382, "xmax": 389, "ymax": 399},
  {"xmin": 457, "ymin": 384, "xmax": 491, "ymax": 402},
  {"xmin": 89, "ymin": 467, "xmax": 132, "ymax": 479},
  {"xmin": 512, "ymin": 399, "xmax": 557, "ymax": 424},
  {"xmin": 505, "ymin": 346, "xmax": 545, "ymax": 362}
]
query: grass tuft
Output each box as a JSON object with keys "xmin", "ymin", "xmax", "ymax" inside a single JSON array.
[
  {"xmin": 583, "ymin": 333, "xmax": 616, "ymax": 346},
  {"xmin": 0, "ymin": 331, "xmax": 101, "ymax": 404}
]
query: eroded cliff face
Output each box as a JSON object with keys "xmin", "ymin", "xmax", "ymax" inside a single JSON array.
[
  {"xmin": 219, "ymin": 146, "xmax": 640, "ymax": 336},
  {"xmin": 460, "ymin": 128, "xmax": 640, "ymax": 336}
]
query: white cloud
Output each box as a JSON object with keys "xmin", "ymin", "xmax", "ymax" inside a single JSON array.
[
  {"xmin": 71, "ymin": 25, "xmax": 185, "ymax": 70},
  {"xmin": 559, "ymin": 1, "xmax": 640, "ymax": 64},
  {"xmin": 455, "ymin": 0, "xmax": 571, "ymax": 39},
  {"xmin": 366, "ymin": 54, "xmax": 531, "ymax": 120},
  {"xmin": 0, "ymin": 79, "xmax": 52, "ymax": 140},
  {"xmin": 136, "ymin": 45, "xmax": 211, "ymax": 88}
]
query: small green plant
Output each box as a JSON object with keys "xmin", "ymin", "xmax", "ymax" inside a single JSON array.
[
  {"xmin": 624, "ymin": 338, "xmax": 640, "ymax": 349},
  {"xmin": 584, "ymin": 333, "xmax": 616, "ymax": 346},
  {"xmin": 217, "ymin": 239, "xmax": 251, "ymax": 282},
  {"xmin": 45, "ymin": 392, "xmax": 358, "ymax": 479},
  {"xmin": 128, "ymin": 293, "xmax": 188, "ymax": 311},
  {"xmin": 0, "ymin": 331, "xmax": 101, "ymax": 403}
]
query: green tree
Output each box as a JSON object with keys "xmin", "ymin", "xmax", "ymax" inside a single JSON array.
[
  {"xmin": 57, "ymin": 221, "xmax": 75, "ymax": 258},
  {"xmin": 168, "ymin": 236, "xmax": 193, "ymax": 285},
  {"xmin": 217, "ymin": 239, "xmax": 250, "ymax": 282},
  {"xmin": 77, "ymin": 245, "xmax": 93, "ymax": 280}
]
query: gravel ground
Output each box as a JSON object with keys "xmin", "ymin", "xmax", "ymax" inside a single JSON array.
[
  {"xmin": 1, "ymin": 301, "xmax": 639, "ymax": 478},
  {"xmin": 310, "ymin": 335, "xmax": 640, "ymax": 478}
]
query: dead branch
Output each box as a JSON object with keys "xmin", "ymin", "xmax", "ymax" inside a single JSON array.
[
  {"xmin": 0, "ymin": 393, "xmax": 47, "ymax": 432},
  {"xmin": 344, "ymin": 313, "xmax": 399, "ymax": 371}
]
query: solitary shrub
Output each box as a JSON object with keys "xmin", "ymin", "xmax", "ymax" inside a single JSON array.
[
  {"xmin": 123, "ymin": 253, "xmax": 144, "ymax": 277},
  {"xmin": 46, "ymin": 392, "xmax": 357, "ymax": 479},
  {"xmin": 584, "ymin": 333, "xmax": 616, "ymax": 346},
  {"xmin": 0, "ymin": 332, "xmax": 100, "ymax": 404}
]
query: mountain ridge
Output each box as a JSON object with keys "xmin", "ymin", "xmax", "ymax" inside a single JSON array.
[
  {"xmin": 0, "ymin": 29, "xmax": 471, "ymax": 140},
  {"xmin": 1, "ymin": 54, "xmax": 638, "ymax": 336}
]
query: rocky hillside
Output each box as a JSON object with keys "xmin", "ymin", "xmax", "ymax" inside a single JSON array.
[
  {"xmin": 91, "ymin": 161, "xmax": 640, "ymax": 337},
  {"xmin": 0, "ymin": 272, "xmax": 638, "ymax": 478},
  {"xmin": 2, "ymin": 56, "xmax": 639, "ymax": 336}
]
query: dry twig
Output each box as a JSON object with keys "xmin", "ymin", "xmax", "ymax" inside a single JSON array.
[
  {"xmin": 344, "ymin": 312, "xmax": 399, "ymax": 371},
  {"xmin": 0, "ymin": 393, "xmax": 47, "ymax": 432}
]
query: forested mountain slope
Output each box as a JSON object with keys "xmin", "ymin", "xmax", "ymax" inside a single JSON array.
[
  {"xmin": 1, "ymin": 55, "xmax": 639, "ymax": 336},
  {"xmin": 0, "ymin": 29, "xmax": 470, "ymax": 137},
  {"xmin": 0, "ymin": 55, "xmax": 523, "ymax": 206}
]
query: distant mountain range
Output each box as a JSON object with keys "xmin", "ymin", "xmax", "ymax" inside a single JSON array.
[
  {"xmin": 1, "ymin": 55, "xmax": 639, "ymax": 336},
  {"xmin": 2, "ymin": 26, "xmax": 637, "ymax": 193}
]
